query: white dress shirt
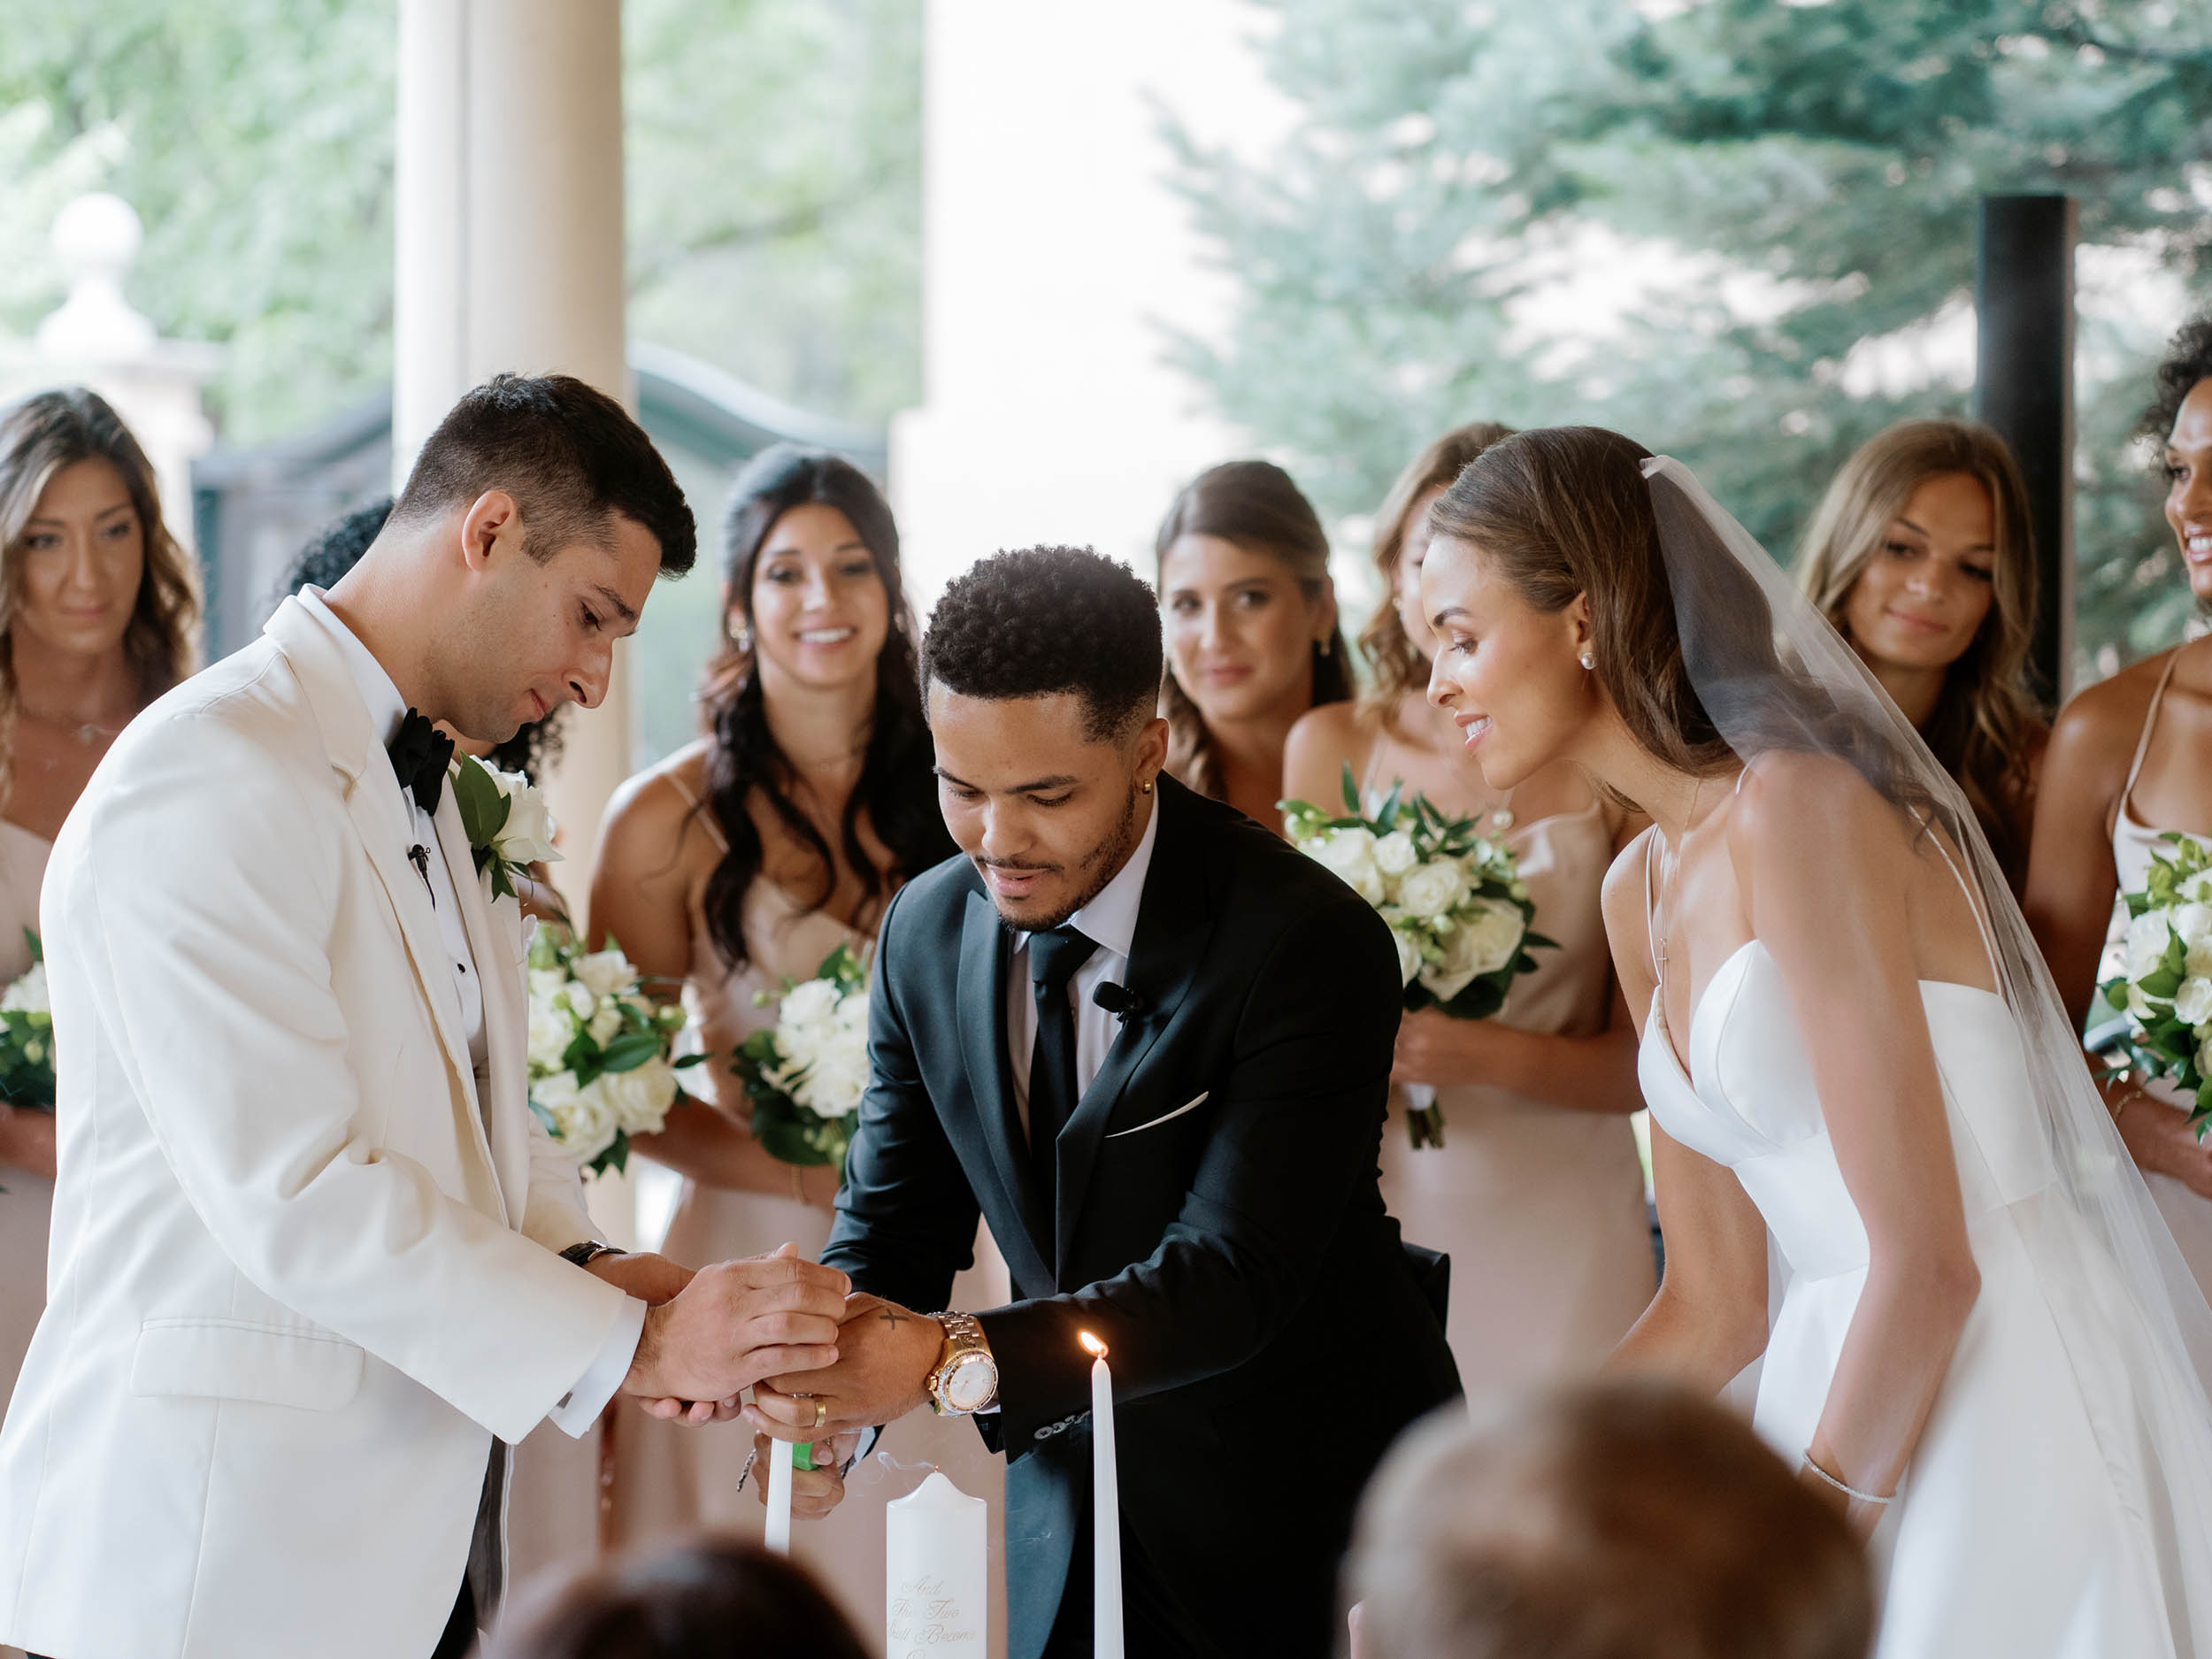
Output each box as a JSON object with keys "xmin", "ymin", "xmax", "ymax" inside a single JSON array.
[
  {"xmin": 1005, "ymin": 793, "xmax": 1160, "ymax": 1130},
  {"xmin": 296, "ymin": 588, "xmax": 641, "ymax": 1430}
]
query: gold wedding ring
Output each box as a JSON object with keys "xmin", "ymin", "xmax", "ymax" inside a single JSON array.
[{"xmin": 812, "ymin": 1397, "xmax": 828, "ymax": 1430}]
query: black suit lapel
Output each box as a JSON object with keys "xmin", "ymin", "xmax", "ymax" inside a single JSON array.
[
  {"xmin": 1053, "ymin": 783, "xmax": 1213, "ymax": 1275},
  {"xmin": 957, "ymin": 887, "xmax": 1056, "ymax": 1289}
]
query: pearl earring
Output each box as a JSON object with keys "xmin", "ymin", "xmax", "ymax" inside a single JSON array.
[
  {"xmin": 1319, "ymin": 635, "xmax": 1334, "ymax": 658},
  {"xmin": 1578, "ymin": 650, "xmax": 1595, "ymax": 671}
]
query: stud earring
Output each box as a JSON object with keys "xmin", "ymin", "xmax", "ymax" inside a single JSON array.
[
  {"xmin": 1578, "ymin": 650, "xmax": 1595, "ymax": 671},
  {"xmin": 1141, "ymin": 780, "xmax": 1155, "ymax": 795},
  {"xmin": 1318, "ymin": 635, "xmax": 1334, "ymax": 657}
]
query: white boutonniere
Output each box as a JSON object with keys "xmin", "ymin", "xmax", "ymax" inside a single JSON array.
[{"xmin": 449, "ymin": 753, "xmax": 561, "ymax": 903}]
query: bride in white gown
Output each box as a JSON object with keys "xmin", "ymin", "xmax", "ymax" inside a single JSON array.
[{"xmin": 1418, "ymin": 425, "xmax": 2212, "ymax": 1656}]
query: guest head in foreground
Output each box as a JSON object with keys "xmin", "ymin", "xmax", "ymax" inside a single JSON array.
[
  {"xmin": 1155, "ymin": 459, "xmax": 1348, "ymax": 824},
  {"xmin": 1796, "ymin": 419, "xmax": 2044, "ymax": 889},
  {"xmin": 0, "ymin": 387, "xmax": 199, "ymax": 809},
  {"xmin": 923, "ymin": 542, "xmax": 1169, "ymax": 931},
  {"xmin": 1347, "ymin": 1382, "xmax": 1873, "ymax": 1659},
  {"xmin": 486, "ymin": 1537, "xmax": 872, "ymax": 1659},
  {"xmin": 331, "ymin": 370, "xmax": 695, "ymax": 748},
  {"xmin": 283, "ymin": 494, "xmax": 564, "ymax": 782}
]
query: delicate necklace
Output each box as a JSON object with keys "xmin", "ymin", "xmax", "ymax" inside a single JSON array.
[
  {"xmin": 19, "ymin": 702, "xmax": 126, "ymax": 747},
  {"xmin": 1653, "ymin": 773, "xmax": 1707, "ymax": 979}
]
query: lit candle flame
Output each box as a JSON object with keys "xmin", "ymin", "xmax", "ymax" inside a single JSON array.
[{"xmin": 1079, "ymin": 1331, "xmax": 1108, "ymax": 1359}]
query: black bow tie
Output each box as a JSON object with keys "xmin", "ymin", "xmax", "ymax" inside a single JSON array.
[{"xmin": 388, "ymin": 709, "xmax": 454, "ymax": 815}]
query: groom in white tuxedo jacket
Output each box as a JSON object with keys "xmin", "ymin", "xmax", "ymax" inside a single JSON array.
[{"xmin": 0, "ymin": 374, "xmax": 849, "ymax": 1659}]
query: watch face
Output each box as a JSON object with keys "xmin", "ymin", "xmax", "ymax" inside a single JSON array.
[{"xmin": 943, "ymin": 1354, "xmax": 996, "ymax": 1412}]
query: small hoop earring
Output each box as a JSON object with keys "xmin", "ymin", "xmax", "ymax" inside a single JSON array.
[{"xmin": 1578, "ymin": 650, "xmax": 1595, "ymax": 671}]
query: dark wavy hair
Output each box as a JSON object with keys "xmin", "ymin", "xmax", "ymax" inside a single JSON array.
[
  {"xmin": 695, "ymin": 445, "xmax": 950, "ymax": 971},
  {"xmin": 280, "ymin": 495, "xmax": 565, "ymax": 781},
  {"xmin": 1153, "ymin": 460, "xmax": 1350, "ymax": 798},
  {"xmin": 2144, "ymin": 311, "xmax": 2212, "ymax": 443},
  {"xmin": 1437, "ymin": 426, "xmax": 1934, "ymax": 825},
  {"xmin": 923, "ymin": 544, "xmax": 1164, "ymax": 740}
]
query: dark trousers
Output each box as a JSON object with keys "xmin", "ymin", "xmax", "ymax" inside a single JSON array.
[{"xmin": 1041, "ymin": 1509, "xmax": 1225, "ymax": 1659}]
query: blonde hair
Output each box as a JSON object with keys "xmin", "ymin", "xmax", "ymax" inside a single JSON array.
[
  {"xmin": 0, "ymin": 389, "xmax": 201, "ymax": 807},
  {"xmin": 1360, "ymin": 421, "xmax": 1516, "ymax": 724},
  {"xmin": 1796, "ymin": 419, "xmax": 2039, "ymax": 887}
]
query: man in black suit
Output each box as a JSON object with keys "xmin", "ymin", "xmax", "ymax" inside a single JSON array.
[{"xmin": 747, "ymin": 546, "xmax": 1460, "ymax": 1658}]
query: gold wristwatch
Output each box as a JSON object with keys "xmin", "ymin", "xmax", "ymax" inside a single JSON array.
[{"xmin": 926, "ymin": 1311, "xmax": 999, "ymax": 1416}]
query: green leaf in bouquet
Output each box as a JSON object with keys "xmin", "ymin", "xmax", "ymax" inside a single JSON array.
[
  {"xmin": 598, "ymin": 1133, "xmax": 632, "ymax": 1178},
  {"xmin": 2142, "ymin": 966, "xmax": 2185, "ymax": 1001},
  {"xmin": 1374, "ymin": 779, "xmax": 1404, "ymax": 833},
  {"xmin": 595, "ymin": 1031, "xmax": 665, "ymax": 1075},
  {"xmin": 1340, "ymin": 760, "xmax": 1362, "ymax": 817},
  {"xmin": 23, "ymin": 928, "xmax": 39, "ymax": 965},
  {"xmin": 672, "ymin": 1051, "xmax": 707, "ymax": 1071}
]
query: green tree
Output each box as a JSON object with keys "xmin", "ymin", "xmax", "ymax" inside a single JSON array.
[
  {"xmin": 1169, "ymin": 0, "xmax": 2212, "ymax": 682},
  {"xmin": 0, "ymin": 0, "xmax": 920, "ymax": 442}
]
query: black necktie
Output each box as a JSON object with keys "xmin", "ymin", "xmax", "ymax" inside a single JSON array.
[
  {"xmin": 1026, "ymin": 924, "xmax": 1099, "ymax": 1218},
  {"xmin": 388, "ymin": 709, "xmax": 455, "ymax": 816}
]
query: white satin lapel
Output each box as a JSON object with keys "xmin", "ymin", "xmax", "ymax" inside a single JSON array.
[{"xmin": 434, "ymin": 799, "xmax": 527, "ymax": 1217}]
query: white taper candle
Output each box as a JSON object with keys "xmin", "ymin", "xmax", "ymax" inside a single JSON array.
[
  {"xmin": 764, "ymin": 1435, "xmax": 795, "ymax": 1555},
  {"xmin": 1080, "ymin": 1331, "xmax": 1124, "ymax": 1659}
]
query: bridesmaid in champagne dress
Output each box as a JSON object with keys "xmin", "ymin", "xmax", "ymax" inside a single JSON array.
[
  {"xmin": 0, "ymin": 391, "xmax": 198, "ymax": 1443},
  {"xmin": 2028, "ymin": 318, "xmax": 2212, "ymax": 1297},
  {"xmin": 589, "ymin": 447, "xmax": 1005, "ymax": 1648},
  {"xmin": 1285, "ymin": 422, "xmax": 1653, "ymax": 1398}
]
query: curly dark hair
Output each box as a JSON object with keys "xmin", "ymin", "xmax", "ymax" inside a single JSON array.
[
  {"xmin": 695, "ymin": 445, "xmax": 951, "ymax": 972},
  {"xmin": 282, "ymin": 495, "xmax": 565, "ymax": 782},
  {"xmin": 2144, "ymin": 312, "xmax": 2212, "ymax": 444},
  {"xmin": 923, "ymin": 545, "xmax": 1164, "ymax": 741}
]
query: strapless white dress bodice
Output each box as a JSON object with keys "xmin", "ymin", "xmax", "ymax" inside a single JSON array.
[{"xmin": 1639, "ymin": 941, "xmax": 2212, "ymax": 1657}]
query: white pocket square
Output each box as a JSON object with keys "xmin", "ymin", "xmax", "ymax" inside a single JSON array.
[{"xmin": 1104, "ymin": 1091, "xmax": 1209, "ymax": 1140}]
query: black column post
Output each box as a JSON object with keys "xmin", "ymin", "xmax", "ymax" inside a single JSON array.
[{"xmin": 1973, "ymin": 193, "xmax": 2076, "ymax": 710}]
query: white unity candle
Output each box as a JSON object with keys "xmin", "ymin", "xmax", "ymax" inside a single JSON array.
[
  {"xmin": 886, "ymin": 1470, "xmax": 987, "ymax": 1657},
  {"xmin": 764, "ymin": 1436, "xmax": 795, "ymax": 1555},
  {"xmin": 1080, "ymin": 1331, "xmax": 1125, "ymax": 1659}
]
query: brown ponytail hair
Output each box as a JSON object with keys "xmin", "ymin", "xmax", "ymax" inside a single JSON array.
[{"xmin": 1154, "ymin": 459, "xmax": 1349, "ymax": 799}]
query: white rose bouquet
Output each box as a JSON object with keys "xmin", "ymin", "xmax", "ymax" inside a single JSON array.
[
  {"xmin": 1283, "ymin": 765, "xmax": 1551, "ymax": 1148},
  {"xmin": 0, "ymin": 930, "xmax": 55, "ymax": 1112},
  {"xmin": 730, "ymin": 942, "xmax": 871, "ymax": 1172},
  {"xmin": 526, "ymin": 926, "xmax": 700, "ymax": 1176},
  {"xmin": 2099, "ymin": 831, "xmax": 2212, "ymax": 1136}
]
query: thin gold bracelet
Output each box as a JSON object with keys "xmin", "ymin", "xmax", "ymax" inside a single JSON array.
[{"xmin": 2109, "ymin": 1081, "xmax": 2149, "ymax": 1124}]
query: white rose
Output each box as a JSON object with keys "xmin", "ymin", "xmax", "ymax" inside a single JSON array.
[
  {"xmin": 1397, "ymin": 857, "xmax": 1471, "ymax": 923},
  {"xmin": 2176, "ymin": 976, "xmax": 2212, "ymax": 1028},
  {"xmin": 1422, "ymin": 897, "xmax": 1526, "ymax": 1002},
  {"xmin": 1389, "ymin": 925, "xmax": 1425, "ymax": 988},
  {"xmin": 2128, "ymin": 982, "xmax": 2157, "ymax": 1021},
  {"xmin": 1309, "ymin": 828, "xmax": 1385, "ymax": 905},
  {"xmin": 2186, "ymin": 938, "xmax": 2212, "ymax": 982},
  {"xmin": 572, "ymin": 949, "xmax": 636, "ymax": 1001},
  {"xmin": 2176, "ymin": 903, "xmax": 2212, "ymax": 949},
  {"xmin": 597, "ymin": 1059, "xmax": 678, "ymax": 1135},
  {"xmin": 528, "ymin": 967, "xmax": 570, "ymax": 1006},
  {"xmin": 1371, "ymin": 830, "xmax": 1419, "ymax": 878},
  {"xmin": 2198, "ymin": 1038, "xmax": 2212, "ymax": 1079},
  {"xmin": 0, "ymin": 962, "xmax": 47, "ymax": 1016},
  {"xmin": 535, "ymin": 1070, "xmax": 618, "ymax": 1164},
  {"xmin": 797, "ymin": 1047, "xmax": 870, "ymax": 1118},
  {"xmin": 556, "ymin": 981, "xmax": 596, "ymax": 1023},
  {"xmin": 588, "ymin": 1001, "xmax": 626, "ymax": 1047},
  {"xmin": 2128, "ymin": 911, "xmax": 2175, "ymax": 979},
  {"xmin": 527, "ymin": 999, "xmax": 573, "ymax": 1072},
  {"xmin": 484, "ymin": 762, "xmax": 561, "ymax": 865}
]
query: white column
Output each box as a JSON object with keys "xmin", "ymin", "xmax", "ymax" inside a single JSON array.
[{"xmin": 393, "ymin": 0, "xmax": 634, "ymax": 923}]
